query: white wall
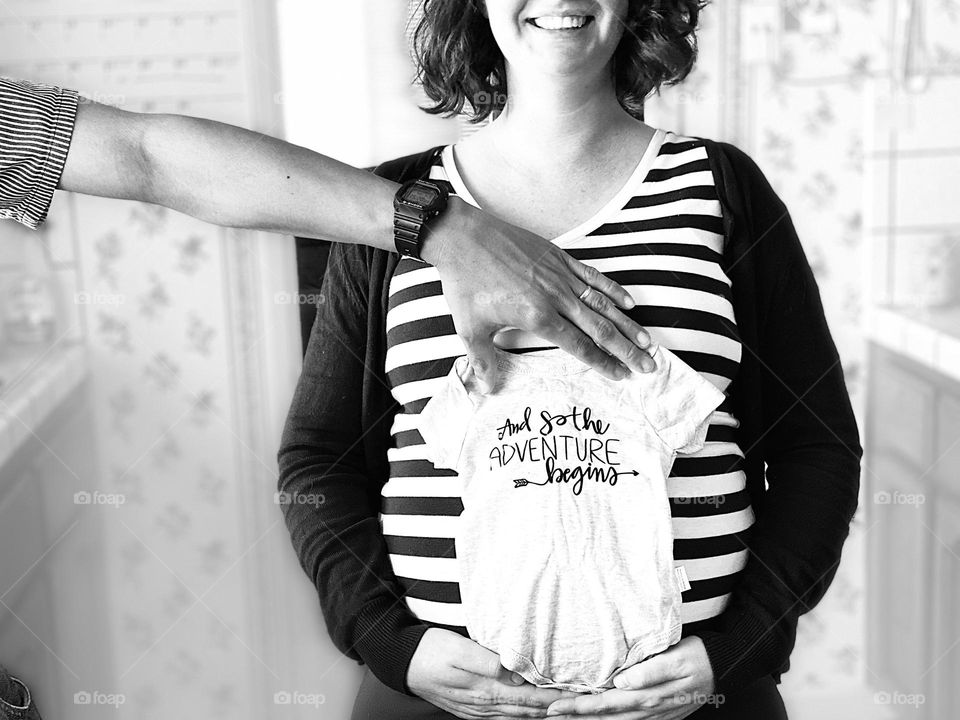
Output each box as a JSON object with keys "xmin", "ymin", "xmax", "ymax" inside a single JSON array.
[{"xmin": 276, "ymin": 0, "xmax": 458, "ymax": 167}]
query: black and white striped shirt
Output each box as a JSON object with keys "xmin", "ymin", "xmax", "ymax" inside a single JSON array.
[
  {"xmin": 381, "ymin": 129, "xmax": 755, "ymax": 639},
  {"xmin": 0, "ymin": 77, "xmax": 79, "ymax": 229}
]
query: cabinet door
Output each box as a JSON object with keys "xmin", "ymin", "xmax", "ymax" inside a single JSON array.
[
  {"xmin": 868, "ymin": 347, "xmax": 935, "ymax": 467},
  {"xmin": 0, "ymin": 573, "xmax": 56, "ymax": 707},
  {"xmin": 0, "ymin": 470, "xmax": 45, "ymax": 605},
  {"xmin": 930, "ymin": 497, "xmax": 960, "ymax": 720},
  {"xmin": 865, "ymin": 450, "xmax": 931, "ymax": 712},
  {"xmin": 934, "ymin": 394, "xmax": 960, "ymax": 493}
]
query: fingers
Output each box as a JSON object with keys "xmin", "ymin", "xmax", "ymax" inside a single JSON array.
[
  {"xmin": 531, "ymin": 313, "xmax": 632, "ymax": 382},
  {"xmin": 451, "ymin": 651, "xmax": 556, "ymax": 706},
  {"xmin": 450, "ymin": 636, "xmax": 512, "ymax": 680},
  {"xmin": 566, "ymin": 254, "xmax": 635, "ymax": 310},
  {"xmin": 445, "ymin": 641, "xmax": 576, "ymax": 711},
  {"xmin": 462, "ymin": 334, "xmax": 500, "ymax": 395},
  {"xmin": 572, "ymin": 287, "xmax": 657, "ymax": 376},
  {"xmin": 544, "ymin": 707, "xmax": 693, "ymax": 720},
  {"xmin": 471, "ymin": 679, "xmax": 577, "ymax": 711},
  {"xmin": 545, "ymin": 688, "xmax": 644, "ymax": 716},
  {"xmin": 442, "ymin": 671, "xmax": 574, "ymax": 712},
  {"xmin": 613, "ymin": 653, "xmax": 685, "ymax": 690},
  {"xmin": 544, "ymin": 685, "xmax": 687, "ymax": 717},
  {"xmin": 561, "ymin": 256, "xmax": 658, "ymax": 376}
]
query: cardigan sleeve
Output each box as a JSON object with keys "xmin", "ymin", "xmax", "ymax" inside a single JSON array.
[
  {"xmin": 694, "ymin": 145, "xmax": 863, "ymax": 695},
  {"xmin": 277, "ymin": 239, "xmax": 430, "ymax": 696}
]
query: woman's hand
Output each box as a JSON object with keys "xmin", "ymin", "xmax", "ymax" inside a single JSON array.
[
  {"xmin": 541, "ymin": 637, "xmax": 718, "ymax": 719},
  {"xmin": 426, "ymin": 197, "xmax": 658, "ymax": 392},
  {"xmin": 407, "ymin": 628, "xmax": 581, "ymax": 719}
]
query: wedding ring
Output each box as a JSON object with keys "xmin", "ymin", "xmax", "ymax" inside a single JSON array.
[{"xmin": 577, "ymin": 286, "xmax": 591, "ymax": 302}]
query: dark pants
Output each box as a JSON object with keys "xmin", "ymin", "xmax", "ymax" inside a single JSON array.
[{"xmin": 350, "ymin": 667, "xmax": 788, "ymax": 720}]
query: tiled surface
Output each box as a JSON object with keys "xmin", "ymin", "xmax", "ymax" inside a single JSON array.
[
  {"xmin": 893, "ymin": 155, "xmax": 960, "ymax": 228},
  {"xmin": 877, "ymin": 77, "xmax": 960, "ymax": 153}
]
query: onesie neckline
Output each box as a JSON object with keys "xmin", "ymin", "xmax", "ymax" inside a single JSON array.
[
  {"xmin": 492, "ymin": 344, "xmax": 662, "ymax": 378},
  {"xmin": 493, "ymin": 347, "xmax": 590, "ymax": 376}
]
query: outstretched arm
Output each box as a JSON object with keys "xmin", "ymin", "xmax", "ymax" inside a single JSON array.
[{"xmin": 3, "ymin": 77, "xmax": 658, "ymax": 386}]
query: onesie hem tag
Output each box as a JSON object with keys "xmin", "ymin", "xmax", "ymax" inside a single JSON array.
[{"xmin": 674, "ymin": 566, "xmax": 691, "ymax": 592}]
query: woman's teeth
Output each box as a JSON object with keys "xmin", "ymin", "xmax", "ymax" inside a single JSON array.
[{"xmin": 530, "ymin": 15, "xmax": 591, "ymax": 30}]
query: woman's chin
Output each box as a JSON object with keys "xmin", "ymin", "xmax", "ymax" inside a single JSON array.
[
  {"xmin": 511, "ymin": 23, "xmax": 617, "ymax": 76},
  {"xmin": 514, "ymin": 53, "xmax": 610, "ymax": 85}
]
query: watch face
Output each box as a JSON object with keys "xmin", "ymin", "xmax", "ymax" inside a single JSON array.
[{"xmin": 403, "ymin": 183, "xmax": 439, "ymax": 207}]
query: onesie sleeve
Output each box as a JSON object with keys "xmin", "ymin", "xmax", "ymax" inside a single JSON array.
[
  {"xmin": 418, "ymin": 355, "xmax": 477, "ymax": 471},
  {"xmin": 624, "ymin": 343, "xmax": 727, "ymax": 454}
]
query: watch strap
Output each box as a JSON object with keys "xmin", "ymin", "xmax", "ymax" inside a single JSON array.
[{"xmin": 393, "ymin": 179, "xmax": 447, "ymax": 262}]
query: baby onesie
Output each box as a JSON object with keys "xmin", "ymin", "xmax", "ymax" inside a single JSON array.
[{"xmin": 417, "ymin": 342, "xmax": 727, "ymax": 693}]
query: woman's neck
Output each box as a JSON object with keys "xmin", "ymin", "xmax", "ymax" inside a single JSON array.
[{"xmin": 480, "ymin": 64, "xmax": 645, "ymax": 169}]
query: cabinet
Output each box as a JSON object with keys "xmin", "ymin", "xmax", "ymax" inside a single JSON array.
[
  {"xmin": 0, "ymin": 376, "xmax": 112, "ymax": 719},
  {"xmin": 865, "ymin": 342, "xmax": 960, "ymax": 719},
  {"xmin": 930, "ymin": 496, "xmax": 960, "ymax": 720}
]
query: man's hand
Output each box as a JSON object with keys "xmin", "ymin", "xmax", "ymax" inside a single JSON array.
[
  {"xmin": 425, "ymin": 197, "xmax": 657, "ymax": 392},
  {"xmin": 406, "ymin": 628, "xmax": 581, "ymax": 719},
  {"xmin": 540, "ymin": 637, "xmax": 718, "ymax": 719}
]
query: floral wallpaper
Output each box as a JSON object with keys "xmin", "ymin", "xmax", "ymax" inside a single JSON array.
[
  {"xmin": 74, "ymin": 194, "xmax": 251, "ymax": 719},
  {"xmin": 0, "ymin": 1, "xmax": 299, "ymax": 715},
  {"xmin": 745, "ymin": 5, "xmax": 879, "ymax": 694}
]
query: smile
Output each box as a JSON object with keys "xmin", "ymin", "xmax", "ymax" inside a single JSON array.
[{"xmin": 527, "ymin": 15, "xmax": 595, "ymax": 30}]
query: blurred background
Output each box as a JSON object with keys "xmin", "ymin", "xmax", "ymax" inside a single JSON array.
[{"xmin": 0, "ymin": 0, "xmax": 958, "ymax": 718}]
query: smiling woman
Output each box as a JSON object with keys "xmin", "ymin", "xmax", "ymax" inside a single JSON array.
[{"xmin": 278, "ymin": 1, "xmax": 860, "ymax": 719}]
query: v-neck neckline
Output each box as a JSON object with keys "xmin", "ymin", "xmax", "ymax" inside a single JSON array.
[{"xmin": 440, "ymin": 127, "xmax": 666, "ymax": 247}]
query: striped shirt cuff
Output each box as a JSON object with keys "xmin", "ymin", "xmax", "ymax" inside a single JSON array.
[{"xmin": 0, "ymin": 77, "xmax": 81, "ymax": 230}]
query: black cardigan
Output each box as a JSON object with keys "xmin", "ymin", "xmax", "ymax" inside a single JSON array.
[{"xmin": 277, "ymin": 138, "xmax": 863, "ymax": 698}]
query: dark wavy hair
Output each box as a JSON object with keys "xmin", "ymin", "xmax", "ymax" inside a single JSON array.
[{"xmin": 412, "ymin": 0, "xmax": 707, "ymax": 123}]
